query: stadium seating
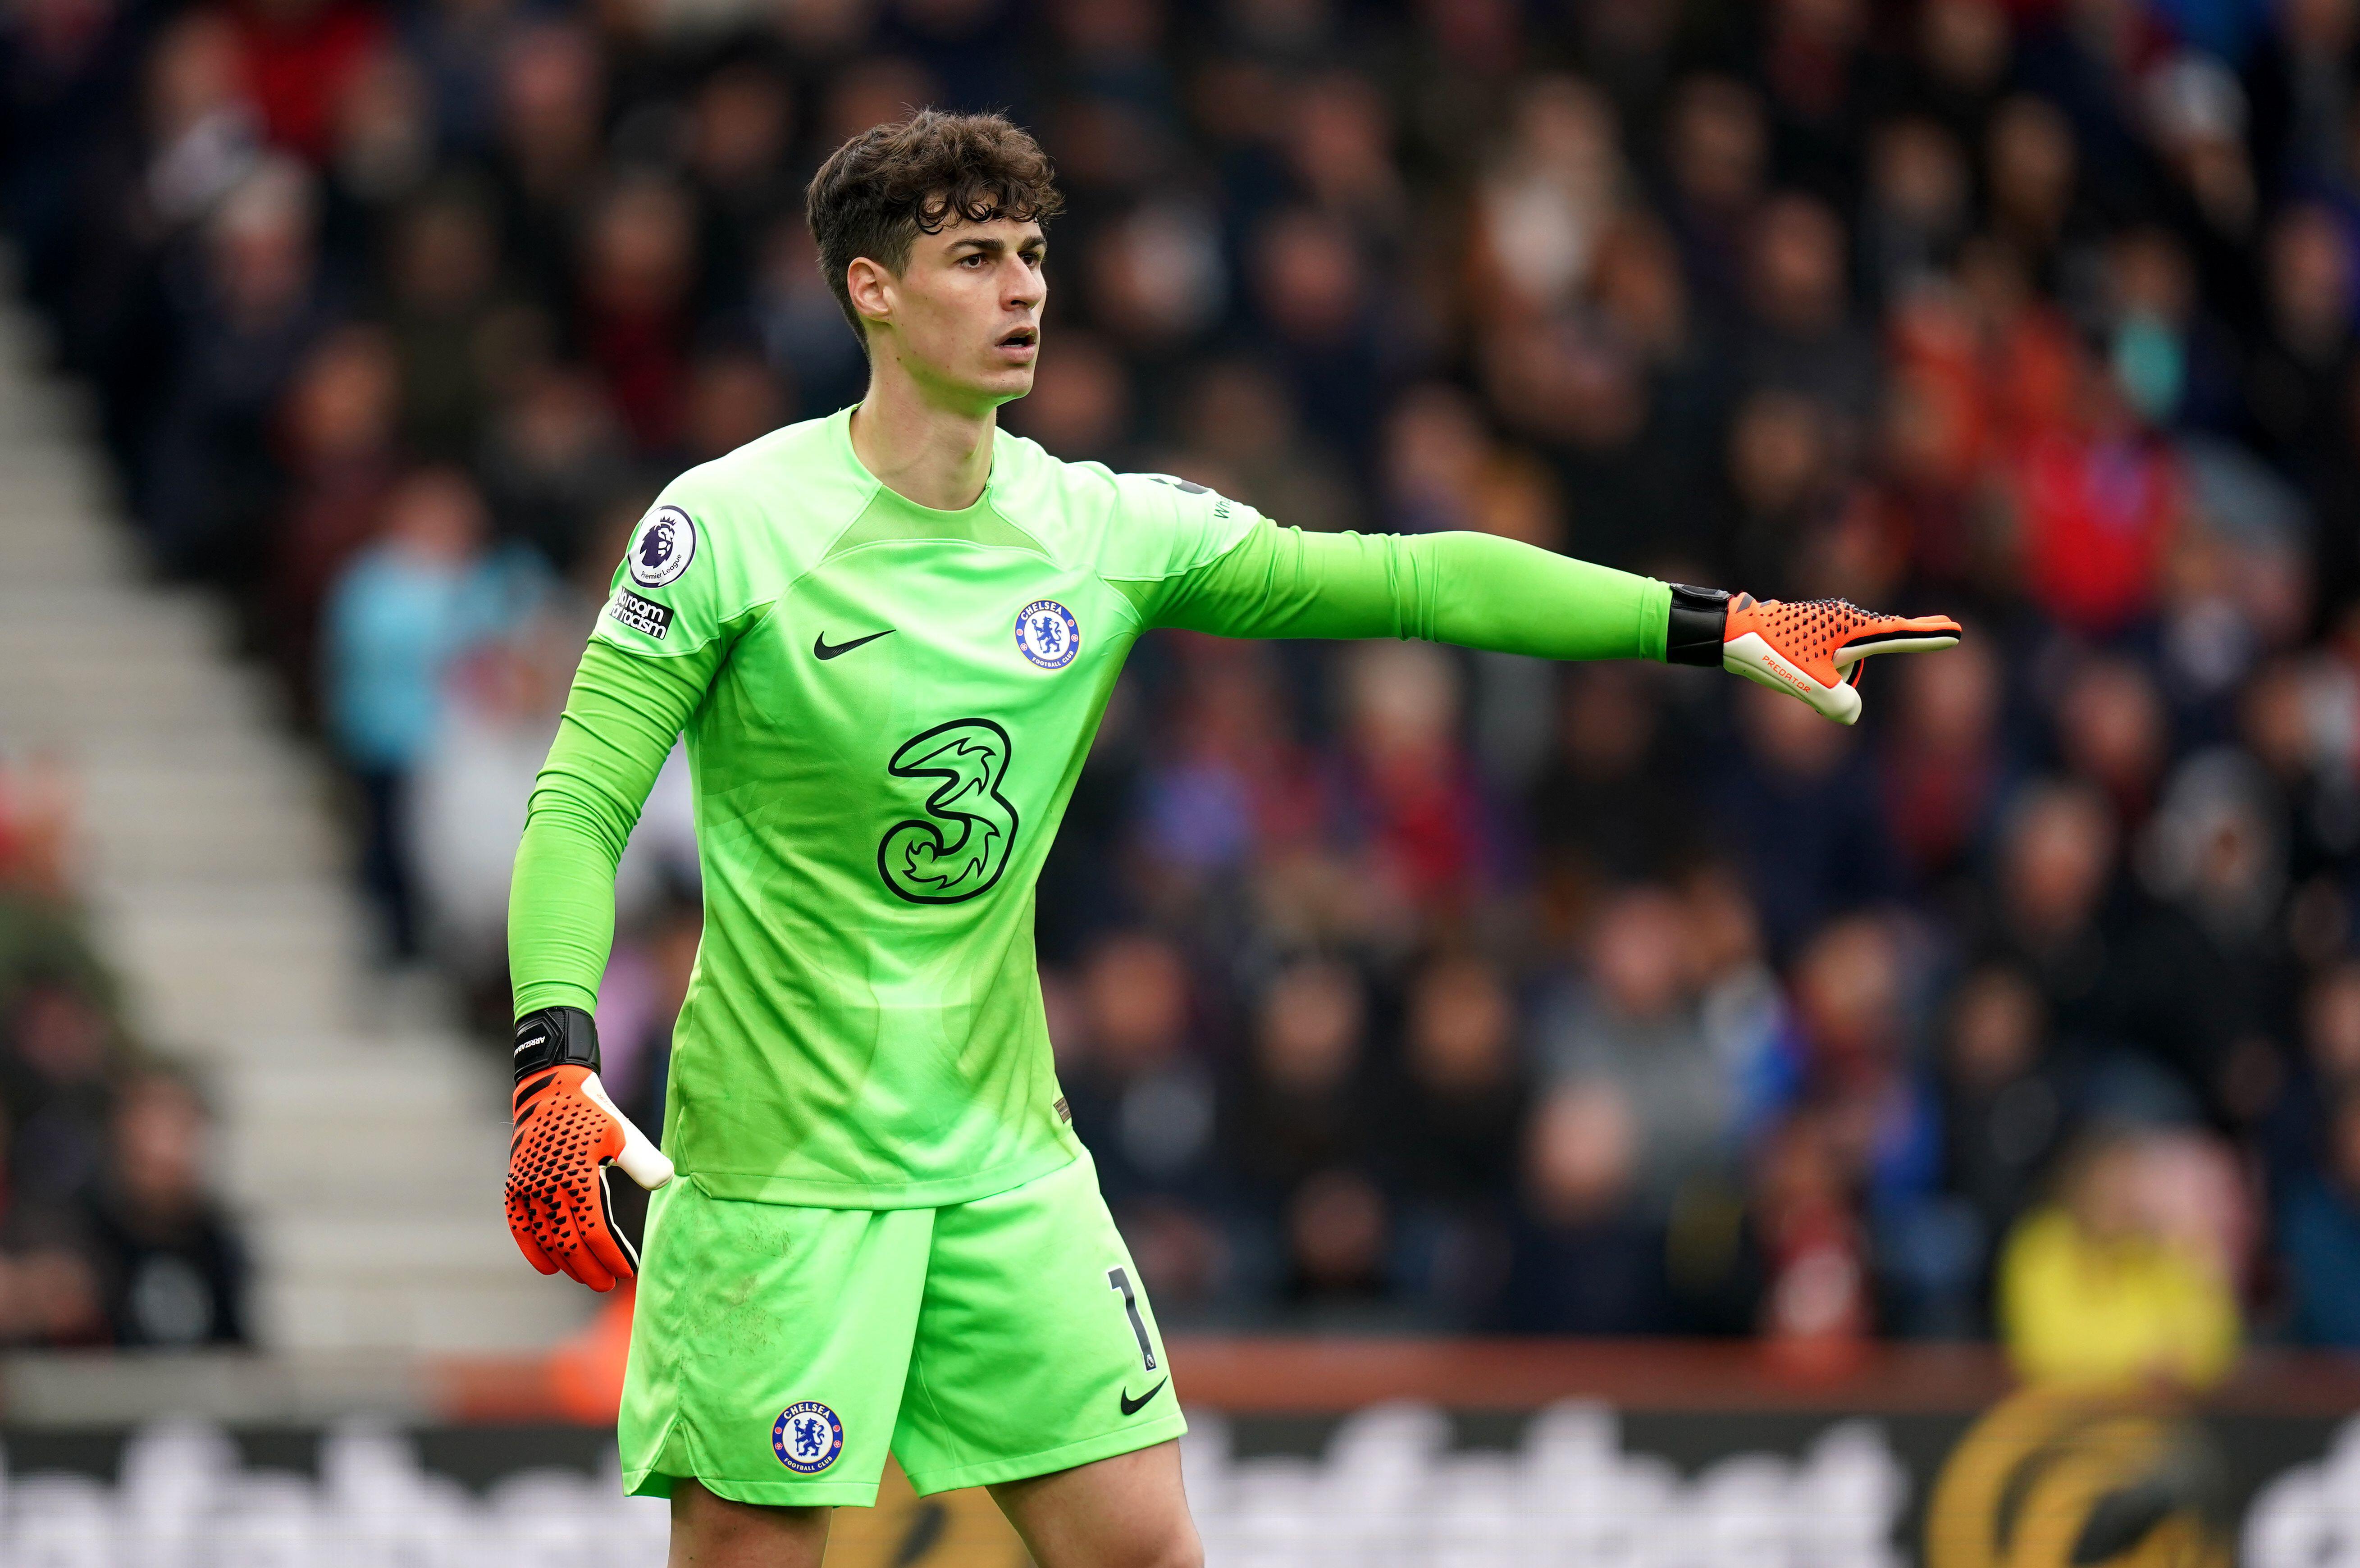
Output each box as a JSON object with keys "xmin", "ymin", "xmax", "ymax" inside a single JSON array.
[{"xmin": 0, "ymin": 278, "xmax": 553, "ymax": 1353}]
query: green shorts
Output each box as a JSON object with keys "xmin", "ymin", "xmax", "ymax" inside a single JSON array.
[{"xmin": 618, "ymin": 1150, "xmax": 1184, "ymax": 1505}]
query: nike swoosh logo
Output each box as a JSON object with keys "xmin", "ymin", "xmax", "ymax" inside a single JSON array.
[
  {"xmin": 1119, "ymin": 1378, "xmax": 1168, "ymax": 1416},
  {"xmin": 814, "ymin": 629, "xmax": 893, "ymax": 660}
]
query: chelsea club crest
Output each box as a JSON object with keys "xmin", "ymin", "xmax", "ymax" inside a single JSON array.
[
  {"xmin": 772, "ymin": 1400, "xmax": 845, "ymax": 1474},
  {"xmin": 1015, "ymin": 600, "xmax": 1080, "ymax": 670}
]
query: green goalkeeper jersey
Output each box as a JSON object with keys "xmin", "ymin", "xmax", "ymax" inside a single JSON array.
[{"xmin": 511, "ymin": 406, "xmax": 1673, "ymax": 1208}]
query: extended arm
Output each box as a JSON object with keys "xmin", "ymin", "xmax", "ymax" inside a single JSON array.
[
  {"xmin": 1140, "ymin": 521, "xmax": 1959, "ymax": 724},
  {"xmin": 1144, "ymin": 522, "xmax": 1673, "ymax": 661},
  {"xmin": 505, "ymin": 636, "xmax": 714, "ymax": 1291}
]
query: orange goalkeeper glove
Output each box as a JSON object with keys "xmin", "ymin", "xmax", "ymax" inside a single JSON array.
[
  {"xmin": 1666, "ymin": 585, "xmax": 1962, "ymax": 725},
  {"xmin": 507, "ymin": 1006, "xmax": 674, "ymax": 1292}
]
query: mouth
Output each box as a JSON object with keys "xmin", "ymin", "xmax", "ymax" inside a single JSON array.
[{"xmin": 995, "ymin": 325, "xmax": 1038, "ymax": 354}]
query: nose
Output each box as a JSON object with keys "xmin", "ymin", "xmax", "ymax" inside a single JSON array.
[{"xmin": 1005, "ymin": 257, "xmax": 1045, "ymax": 313}]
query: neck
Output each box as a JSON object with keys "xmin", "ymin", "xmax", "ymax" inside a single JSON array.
[{"xmin": 849, "ymin": 346, "xmax": 998, "ymax": 511}]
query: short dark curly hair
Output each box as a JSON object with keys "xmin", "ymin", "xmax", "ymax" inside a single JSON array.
[{"xmin": 805, "ymin": 109, "xmax": 1064, "ymax": 345}]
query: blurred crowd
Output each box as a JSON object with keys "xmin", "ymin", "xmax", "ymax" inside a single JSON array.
[
  {"xmin": 6, "ymin": 0, "xmax": 2360, "ymax": 1378},
  {"xmin": 0, "ymin": 763, "xmax": 247, "ymax": 1347}
]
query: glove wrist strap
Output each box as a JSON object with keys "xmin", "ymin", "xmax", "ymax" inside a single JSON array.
[
  {"xmin": 514, "ymin": 1006, "xmax": 601, "ymax": 1080},
  {"xmin": 1666, "ymin": 584, "xmax": 1731, "ymax": 667}
]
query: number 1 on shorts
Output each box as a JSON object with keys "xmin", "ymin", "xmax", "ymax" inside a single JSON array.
[{"xmin": 1106, "ymin": 1267, "xmax": 1157, "ymax": 1372}]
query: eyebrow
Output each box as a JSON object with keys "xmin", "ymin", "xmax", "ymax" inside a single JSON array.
[{"xmin": 948, "ymin": 234, "xmax": 1048, "ymax": 258}]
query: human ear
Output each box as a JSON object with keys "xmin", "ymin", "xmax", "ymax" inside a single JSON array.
[{"xmin": 846, "ymin": 255, "xmax": 894, "ymax": 330}]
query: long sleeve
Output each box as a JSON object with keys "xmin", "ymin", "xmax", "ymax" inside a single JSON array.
[
  {"xmin": 1137, "ymin": 520, "xmax": 1671, "ymax": 662},
  {"xmin": 508, "ymin": 637, "xmax": 717, "ymax": 1018}
]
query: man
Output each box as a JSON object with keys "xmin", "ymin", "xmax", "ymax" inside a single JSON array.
[{"xmin": 504, "ymin": 110, "xmax": 1959, "ymax": 1567}]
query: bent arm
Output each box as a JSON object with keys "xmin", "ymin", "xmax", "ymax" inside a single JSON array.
[
  {"xmin": 1144, "ymin": 522, "xmax": 1673, "ymax": 661},
  {"xmin": 508, "ymin": 638, "xmax": 713, "ymax": 1017}
]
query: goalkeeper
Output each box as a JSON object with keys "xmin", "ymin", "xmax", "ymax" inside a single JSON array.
[{"xmin": 504, "ymin": 109, "xmax": 1959, "ymax": 1567}]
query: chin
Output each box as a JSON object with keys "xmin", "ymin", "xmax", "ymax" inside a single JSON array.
[{"xmin": 981, "ymin": 366, "xmax": 1038, "ymax": 402}]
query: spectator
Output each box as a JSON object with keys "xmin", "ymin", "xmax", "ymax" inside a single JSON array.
[
  {"xmin": 1661, "ymin": 74, "xmax": 1767, "ymax": 317},
  {"xmin": 0, "ymin": 760, "xmax": 77, "ymax": 910},
  {"xmin": 2014, "ymin": 356, "xmax": 2178, "ymax": 638},
  {"xmin": 1388, "ymin": 954, "xmax": 1527, "ymax": 1216},
  {"xmin": 407, "ymin": 602, "xmax": 584, "ymax": 971},
  {"xmin": 1743, "ymin": 192, "xmax": 1880, "ymax": 432},
  {"xmin": 1527, "ymin": 664, "xmax": 1694, "ymax": 894},
  {"xmin": 228, "ymin": 0, "xmax": 388, "ymax": 164},
  {"xmin": 1880, "ymin": 625, "xmax": 2010, "ymax": 886},
  {"xmin": 1538, "ymin": 885, "xmax": 1730, "ymax": 1212},
  {"xmin": 2241, "ymin": 657, "xmax": 2360, "ymax": 889},
  {"xmin": 1082, "ymin": 200, "xmax": 1228, "ymax": 356},
  {"xmin": 1225, "ymin": 959, "xmax": 1376, "ymax": 1210},
  {"xmin": 1981, "ymin": 95, "xmax": 2087, "ymax": 291},
  {"xmin": 1470, "ymin": 75, "xmax": 1624, "ymax": 321},
  {"xmin": 2100, "ymin": 225, "xmax": 2241, "ymax": 434},
  {"xmin": 145, "ymin": 156, "xmax": 332, "ymax": 584},
  {"xmin": 1385, "ymin": 954, "xmax": 1527, "ymax": 1320},
  {"xmin": 1180, "ymin": 360, "xmax": 1355, "ymax": 536},
  {"xmin": 1977, "ymin": 780, "xmax": 2123, "ymax": 1045},
  {"xmin": 1721, "ymin": 387, "xmax": 1838, "ymax": 595},
  {"xmin": 752, "ymin": 216, "xmax": 867, "ymax": 416},
  {"xmin": 2263, "ymin": 962, "xmax": 2360, "ymax": 1194},
  {"xmin": 1495, "ymin": 1083, "xmax": 1667, "ymax": 1334},
  {"xmin": 680, "ymin": 348, "xmax": 788, "ymax": 467},
  {"xmin": 2054, "ymin": 655, "xmax": 2171, "ymax": 833},
  {"xmin": 1331, "ymin": 640, "xmax": 1494, "ymax": 927},
  {"xmin": 1060, "ymin": 933, "xmax": 1215, "ymax": 1212},
  {"xmin": 1713, "ymin": 680, "xmax": 1900, "ymax": 955},
  {"xmin": 1939, "ymin": 965, "xmax": 2073, "ymax": 1320},
  {"xmin": 2245, "ymin": 0, "xmax": 2360, "ymax": 194},
  {"xmin": 5, "ymin": 981, "xmax": 123, "ymax": 1209},
  {"xmin": 477, "ymin": 365, "xmax": 634, "ymax": 571},
  {"xmin": 1784, "ymin": 915, "xmax": 1943, "ymax": 1216},
  {"xmin": 684, "ymin": 60, "xmax": 796, "ymax": 315},
  {"xmin": 270, "ymin": 323, "xmax": 403, "ymax": 712},
  {"xmin": 2280, "ymin": 1083, "xmax": 2360, "ymax": 1348},
  {"xmin": 1906, "ymin": 0, "xmax": 2010, "ymax": 151},
  {"xmin": 577, "ymin": 176, "xmax": 699, "ymax": 455},
  {"xmin": 381, "ymin": 186, "xmax": 507, "ymax": 464},
  {"xmin": 2245, "ymin": 205, "xmax": 2354, "ymax": 474},
  {"xmin": 1683, "ymin": 865, "xmax": 1788, "ymax": 1132},
  {"xmin": 1998, "ymin": 1129, "xmax": 2241, "ymax": 1390},
  {"xmin": 2112, "ymin": 750, "xmax": 2300, "ymax": 1124},
  {"xmin": 1132, "ymin": 640, "xmax": 1319, "ymax": 907},
  {"xmin": 84, "ymin": 1071, "xmax": 247, "ymax": 1346},
  {"xmin": 1860, "ymin": 118, "xmax": 1972, "ymax": 306},
  {"xmin": 1052, "ymin": 933, "xmax": 1228, "ymax": 1312},
  {"xmin": 1378, "ymin": 382, "xmax": 1491, "ymax": 542},
  {"xmin": 491, "ymin": 21, "xmax": 604, "ymax": 305},
  {"xmin": 322, "ymin": 466, "xmax": 537, "ymax": 957},
  {"xmin": 1251, "ymin": 207, "xmax": 1387, "ymax": 465},
  {"xmin": 320, "ymin": 46, "xmax": 434, "ymax": 267},
  {"xmin": 1757, "ymin": 0, "xmax": 1873, "ymax": 201},
  {"xmin": 1282, "ymin": 1166, "xmax": 1393, "ymax": 1317}
]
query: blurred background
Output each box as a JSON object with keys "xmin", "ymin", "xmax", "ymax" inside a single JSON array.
[{"xmin": 0, "ymin": 0, "xmax": 2359, "ymax": 1559}]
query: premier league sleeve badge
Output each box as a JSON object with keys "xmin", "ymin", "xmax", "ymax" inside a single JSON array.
[{"xmin": 628, "ymin": 505, "xmax": 698, "ymax": 588}]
